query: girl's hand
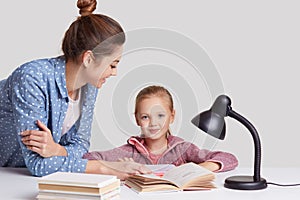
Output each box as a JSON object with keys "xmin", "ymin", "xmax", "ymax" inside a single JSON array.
[
  {"xmin": 20, "ymin": 120, "xmax": 67, "ymax": 157},
  {"xmin": 199, "ymin": 161, "xmax": 221, "ymax": 172}
]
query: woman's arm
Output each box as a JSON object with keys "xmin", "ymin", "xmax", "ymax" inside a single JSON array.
[
  {"xmin": 21, "ymin": 120, "xmax": 67, "ymax": 157},
  {"xmin": 21, "ymin": 120, "xmax": 151, "ymax": 180},
  {"xmin": 11, "ymin": 60, "xmax": 90, "ymax": 176},
  {"xmin": 86, "ymin": 160, "xmax": 151, "ymax": 180}
]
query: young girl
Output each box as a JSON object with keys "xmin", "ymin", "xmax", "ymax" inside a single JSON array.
[{"xmin": 83, "ymin": 85, "xmax": 238, "ymax": 172}]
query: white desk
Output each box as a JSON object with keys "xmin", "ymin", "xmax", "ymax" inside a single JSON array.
[{"xmin": 1, "ymin": 167, "xmax": 300, "ymax": 200}]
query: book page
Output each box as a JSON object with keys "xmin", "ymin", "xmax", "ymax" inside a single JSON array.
[
  {"xmin": 163, "ymin": 162, "xmax": 214, "ymax": 188},
  {"xmin": 145, "ymin": 164, "xmax": 175, "ymax": 177}
]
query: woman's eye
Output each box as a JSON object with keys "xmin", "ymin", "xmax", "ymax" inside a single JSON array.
[
  {"xmin": 110, "ymin": 65, "xmax": 116, "ymax": 69},
  {"xmin": 141, "ymin": 116, "xmax": 148, "ymax": 120}
]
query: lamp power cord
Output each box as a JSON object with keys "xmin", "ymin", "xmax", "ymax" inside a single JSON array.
[{"xmin": 267, "ymin": 182, "xmax": 300, "ymax": 187}]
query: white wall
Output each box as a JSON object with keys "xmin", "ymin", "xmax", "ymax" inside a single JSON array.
[{"xmin": 1, "ymin": 0, "xmax": 299, "ymax": 168}]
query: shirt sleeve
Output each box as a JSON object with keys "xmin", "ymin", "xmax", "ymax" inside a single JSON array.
[
  {"xmin": 11, "ymin": 64, "xmax": 93, "ymax": 176},
  {"xmin": 183, "ymin": 142, "xmax": 239, "ymax": 172}
]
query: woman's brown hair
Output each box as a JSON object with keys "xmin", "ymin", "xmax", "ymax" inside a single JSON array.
[{"xmin": 62, "ymin": 0, "xmax": 125, "ymax": 62}]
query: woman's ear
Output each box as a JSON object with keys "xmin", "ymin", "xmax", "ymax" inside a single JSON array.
[{"xmin": 82, "ymin": 50, "xmax": 94, "ymax": 68}]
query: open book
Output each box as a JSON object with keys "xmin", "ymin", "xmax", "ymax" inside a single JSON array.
[
  {"xmin": 145, "ymin": 164, "xmax": 175, "ymax": 177},
  {"xmin": 125, "ymin": 162, "xmax": 215, "ymax": 193}
]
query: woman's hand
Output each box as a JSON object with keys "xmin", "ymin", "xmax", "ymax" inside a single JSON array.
[
  {"xmin": 118, "ymin": 157, "xmax": 134, "ymax": 162},
  {"xmin": 103, "ymin": 160, "xmax": 152, "ymax": 175},
  {"xmin": 86, "ymin": 160, "xmax": 152, "ymax": 180},
  {"xmin": 20, "ymin": 120, "xmax": 67, "ymax": 157}
]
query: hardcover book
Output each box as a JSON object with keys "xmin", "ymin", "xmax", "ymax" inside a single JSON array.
[{"xmin": 36, "ymin": 172, "xmax": 120, "ymax": 199}]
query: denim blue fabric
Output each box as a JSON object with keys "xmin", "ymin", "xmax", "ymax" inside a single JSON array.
[{"xmin": 0, "ymin": 56, "xmax": 98, "ymax": 176}]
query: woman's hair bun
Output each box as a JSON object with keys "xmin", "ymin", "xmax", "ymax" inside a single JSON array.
[{"xmin": 77, "ymin": 0, "xmax": 97, "ymax": 16}]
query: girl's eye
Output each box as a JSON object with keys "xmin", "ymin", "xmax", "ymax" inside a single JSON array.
[{"xmin": 158, "ymin": 114, "xmax": 165, "ymax": 118}]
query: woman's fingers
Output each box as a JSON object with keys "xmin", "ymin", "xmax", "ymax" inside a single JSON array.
[
  {"xmin": 27, "ymin": 145, "xmax": 47, "ymax": 155},
  {"xmin": 20, "ymin": 125, "xmax": 50, "ymax": 155},
  {"xmin": 23, "ymin": 139, "xmax": 44, "ymax": 148},
  {"xmin": 118, "ymin": 157, "xmax": 134, "ymax": 162},
  {"xmin": 125, "ymin": 157, "xmax": 134, "ymax": 161},
  {"xmin": 19, "ymin": 120, "xmax": 60, "ymax": 157},
  {"xmin": 121, "ymin": 161, "xmax": 151, "ymax": 174},
  {"xmin": 127, "ymin": 157, "xmax": 134, "ymax": 162},
  {"xmin": 21, "ymin": 130, "xmax": 47, "ymax": 143},
  {"xmin": 36, "ymin": 120, "xmax": 51, "ymax": 133},
  {"xmin": 140, "ymin": 165, "xmax": 152, "ymax": 174}
]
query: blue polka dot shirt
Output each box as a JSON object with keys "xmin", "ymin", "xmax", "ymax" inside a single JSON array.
[{"xmin": 0, "ymin": 56, "xmax": 98, "ymax": 176}]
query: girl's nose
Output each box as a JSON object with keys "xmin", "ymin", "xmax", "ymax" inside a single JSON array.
[{"xmin": 149, "ymin": 117, "xmax": 158, "ymax": 126}]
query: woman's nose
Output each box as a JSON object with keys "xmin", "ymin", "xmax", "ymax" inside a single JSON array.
[{"xmin": 111, "ymin": 68, "xmax": 117, "ymax": 76}]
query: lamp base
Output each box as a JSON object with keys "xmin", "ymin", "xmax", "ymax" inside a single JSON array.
[{"xmin": 224, "ymin": 175, "xmax": 267, "ymax": 190}]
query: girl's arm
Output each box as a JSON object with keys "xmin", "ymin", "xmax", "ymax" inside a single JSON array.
[{"xmin": 184, "ymin": 143, "xmax": 238, "ymax": 172}]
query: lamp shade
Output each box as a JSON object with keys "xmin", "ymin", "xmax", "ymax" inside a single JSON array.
[
  {"xmin": 191, "ymin": 111, "xmax": 226, "ymax": 140},
  {"xmin": 191, "ymin": 95, "xmax": 231, "ymax": 140}
]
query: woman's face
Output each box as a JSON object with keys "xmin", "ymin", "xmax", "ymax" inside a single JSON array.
[
  {"xmin": 136, "ymin": 97, "xmax": 175, "ymax": 141},
  {"xmin": 86, "ymin": 45, "xmax": 123, "ymax": 89}
]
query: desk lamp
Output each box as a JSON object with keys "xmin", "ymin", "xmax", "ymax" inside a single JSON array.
[{"xmin": 191, "ymin": 95, "xmax": 267, "ymax": 190}]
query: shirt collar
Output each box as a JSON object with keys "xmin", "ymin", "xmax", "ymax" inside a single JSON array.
[{"xmin": 51, "ymin": 56, "xmax": 68, "ymax": 99}]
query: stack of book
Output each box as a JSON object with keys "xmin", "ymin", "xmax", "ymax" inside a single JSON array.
[{"xmin": 36, "ymin": 172, "xmax": 120, "ymax": 200}]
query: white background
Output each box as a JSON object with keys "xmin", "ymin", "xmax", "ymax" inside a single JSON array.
[{"xmin": 1, "ymin": 0, "xmax": 300, "ymax": 168}]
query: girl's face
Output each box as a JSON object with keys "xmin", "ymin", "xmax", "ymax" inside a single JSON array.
[
  {"xmin": 136, "ymin": 96, "xmax": 175, "ymax": 141},
  {"xmin": 85, "ymin": 45, "xmax": 123, "ymax": 89}
]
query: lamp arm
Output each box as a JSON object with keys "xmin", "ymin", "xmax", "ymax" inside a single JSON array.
[{"xmin": 228, "ymin": 109, "xmax": 262, "ymax": 182}]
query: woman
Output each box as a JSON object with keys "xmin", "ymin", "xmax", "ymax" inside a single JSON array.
[{"xmin": 0, "ymin": 0, "xmax": 149, "ymax": 179}]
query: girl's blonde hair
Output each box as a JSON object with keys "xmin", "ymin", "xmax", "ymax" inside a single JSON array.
[{"xmin": 134, "ymin": 85, "xmax": 174, "ymax": 115}]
